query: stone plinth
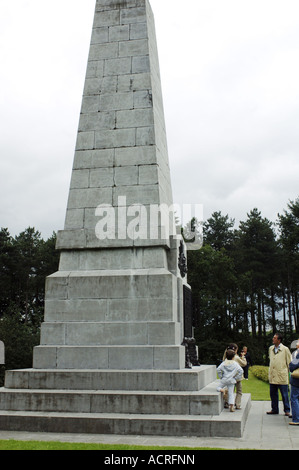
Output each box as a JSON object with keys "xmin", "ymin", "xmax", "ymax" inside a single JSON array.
[{"xmin": 0, "ymin": 366, "xmax": 251, "ymax": 437}]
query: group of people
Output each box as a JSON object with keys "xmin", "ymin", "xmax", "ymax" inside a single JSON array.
[
  {"xmin": 266, "ymin": 333, "xmax": 299, "ymax": 426},
  {"xmin": 216, "ymin": 333, "xmax": 299, "ymax": 425}
]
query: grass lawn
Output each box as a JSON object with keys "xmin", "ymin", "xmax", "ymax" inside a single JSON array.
[
  {"xmin": 0, "ymin": 370, "xmax": 269, "ymax": 450},
  {"xmin": 0, "ymin": 440, "xmax": 223, "ymax": 450},
  {"xmin": 242, "ymin": 369, "xmax": 270, "ymax": 401}
]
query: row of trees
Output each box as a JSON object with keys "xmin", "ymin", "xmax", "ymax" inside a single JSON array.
[{"xmin": 187, "ymin": 198, "xmax": 299, "ymax": 365}]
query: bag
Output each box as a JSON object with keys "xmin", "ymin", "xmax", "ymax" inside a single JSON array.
[{"xmin": 291, "ymin": 368, "xmax": 299, "ymax": 378}]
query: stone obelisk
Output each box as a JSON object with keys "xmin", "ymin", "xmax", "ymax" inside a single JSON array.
[{"xmin": 33, "ymin": 0, "xmax": 187, "ymax": 370}]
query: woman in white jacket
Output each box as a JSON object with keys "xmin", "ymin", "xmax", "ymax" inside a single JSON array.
[{"xmin": 217, "ymin": 349, "xmax": 244, "ymax": 412}]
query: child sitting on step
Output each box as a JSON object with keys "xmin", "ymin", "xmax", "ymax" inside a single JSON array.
[{"xmin": 216, "ymin": 348, "xmax": 243, "ymax": 412}]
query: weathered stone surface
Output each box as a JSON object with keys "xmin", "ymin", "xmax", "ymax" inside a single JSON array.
[
  {"xmin": 0, "ymin": 364, "xmax": 251, "ymax": 437},
  {"xmin": 32, "ymin": 345, "xmax": 186, "ymax": 370},
  {"xmin": 56, "ymin": 0, "xmax": 171, "ymax": 252},
  {"xmin": 5, "ymin": 366, "xmax": 216, "ymax": 392},
  {"xmin": 40, "ymin": 321, "xmax": 181, "ymax": 346}
]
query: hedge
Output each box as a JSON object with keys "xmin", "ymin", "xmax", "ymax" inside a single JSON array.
[{"xmin": 250, "ymin": 365, "xmax": 269, "ymax": 383}]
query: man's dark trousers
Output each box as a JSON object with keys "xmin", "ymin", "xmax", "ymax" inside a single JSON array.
[{"xmin": 270, "ymin": 383, "xmax": 290, "ymax": 414}]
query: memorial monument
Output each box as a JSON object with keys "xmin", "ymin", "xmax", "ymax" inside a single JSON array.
[
  {"xmin": 0, "ymin": 0, "xmax": 250, "ymax": 436},
  {"xmin": 34, "ymin": 0, "xmax": 188, "ymax": 371}
]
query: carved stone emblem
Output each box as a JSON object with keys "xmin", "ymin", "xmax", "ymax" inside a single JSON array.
[{"xmin": 178, "ymin": 240, "xmax": 188, "ymax": 277}]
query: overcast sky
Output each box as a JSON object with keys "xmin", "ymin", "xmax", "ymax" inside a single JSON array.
[{"xmin": 0, "ymin": 0, "xmax": 298, "ymax": 239}]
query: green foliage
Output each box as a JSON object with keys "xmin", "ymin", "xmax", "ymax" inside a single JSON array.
[
  {"xmin": 0, "ymin": 311, "xmax": 40, "ymax": 374},
  {"xmin": 0, "ymin": 227, "xmax": 59, "ymax": 383},
  {"xmin": 203, "ymin": 211, "xmax": 235, "ymax": 251},
  {"xmin": 187, "ymin": 198, "xmax": 299, "ymax": 364},
  {"xmin": 250, "ymin": 366, "xmax": 269, "ymax": 383}
]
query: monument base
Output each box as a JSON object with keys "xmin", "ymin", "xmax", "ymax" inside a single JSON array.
[
  {"xmin": 0, "ymin": 366, "xmax": 251, "ymax": 437},
  {"xmin": 34, "ymin": 259, "xmax": 188, "ymax": 370}
]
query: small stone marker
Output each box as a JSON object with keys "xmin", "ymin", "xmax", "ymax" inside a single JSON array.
[{"xmin": 0, "ymin": 341, "xmax": 5, "ymax": 365}]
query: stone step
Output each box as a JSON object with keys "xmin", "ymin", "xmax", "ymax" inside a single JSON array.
[
  {"xmin": 44, "ymin": 297, "xmax": 177, "ymax": 323},
  {"xmin": 0, "ymin": 383, "xmax": 222, "ymax": 415},
  {"xmin": 40, "ymin": 321, "xmax": 181, "ymax": 346},
  {"xmin": 0, "ymin": 394, "xmax": 251, "ymax": 437},
  {"xmin": 5, "ymin": 366, "xmax": 216, "ymax": 392},
  {"xmin": 32, "ymin": 345, "xmax": 186, "ymax": 370}
]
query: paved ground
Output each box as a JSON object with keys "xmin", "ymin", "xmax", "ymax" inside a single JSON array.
[{"xmin": 0, "ymin": 401, "xmax": 298, "ymax": 450}]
